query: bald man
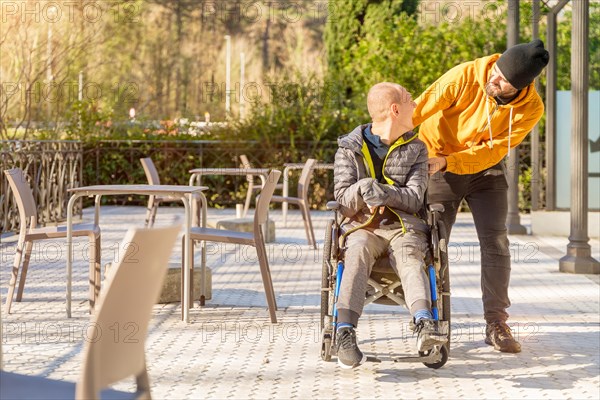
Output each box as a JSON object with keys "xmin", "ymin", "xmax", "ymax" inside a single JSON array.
[{"xmin": 332, "ymin": 82, "xmax": 446, "ymax": 369}]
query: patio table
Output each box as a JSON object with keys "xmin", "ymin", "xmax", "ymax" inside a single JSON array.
[
  {"xmin": 282, "ymin": 163, "xmax": 334, "ymax": 225},
  {"xmin": 66, "ymin": 184, "xmax": 208, "ymax": 323},
  {"xmin": 188, "ymin": 167, "xmax": 271, "ymax": 187}
]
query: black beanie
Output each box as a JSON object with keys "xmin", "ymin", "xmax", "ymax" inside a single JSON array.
[{"xmin": 495, "ymin": 39, "xmax": 549, "ymax": 90}]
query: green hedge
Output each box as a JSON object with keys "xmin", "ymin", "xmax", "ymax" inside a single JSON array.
[{"xmin": 81, "ymin": 139, "xmax": 338, "ymax": 209}]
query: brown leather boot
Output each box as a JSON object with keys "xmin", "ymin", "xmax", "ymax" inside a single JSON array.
[{"xmin": 485, "ymin": 321, "xmax": 522, "ymax": 353}]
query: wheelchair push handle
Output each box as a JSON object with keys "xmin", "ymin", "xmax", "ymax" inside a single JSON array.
[
  {"xmin": 428, "ymin": 203, "xmax": 445, "ymax": 213},
  {"xmin": 326, "ymin": 201, "xmax": 340, "ymax": 211}
]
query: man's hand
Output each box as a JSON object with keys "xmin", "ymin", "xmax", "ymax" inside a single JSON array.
[
  {"xmin": 428, "ymin": 156, "xmax": 447, "ymax": 175},
  {"xmin": 368, "ymin": 204, "xmax": 385, "ymax": 215},
  {"xmin": 358, "ymin": 178, "xmax": 376, "ymax": 194}
]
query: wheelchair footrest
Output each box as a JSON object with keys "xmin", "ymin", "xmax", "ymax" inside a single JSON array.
[{"xmin": 393, "ymin": 346, "xmax": 444, "ymax": 364}]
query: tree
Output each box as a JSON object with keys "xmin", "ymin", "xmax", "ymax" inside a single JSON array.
[
  {"xmin": 324, "ymin": 0, "xmax": 420, "ymax": 97},
  {"xmin": 0, "ymin": 3, "xmax": 102, "ymax": 139},
  {"xmin": 329, "ymin": 5, "xmax": 505, "ymax": 114},
  {"xmin": 555, "ymin": 4, "xmax": 600, "ymax": 90}
]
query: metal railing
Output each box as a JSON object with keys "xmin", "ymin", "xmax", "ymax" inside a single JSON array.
[{"xmin": 1, "ymin": 140, "xmax": 83, "ymax": 232}]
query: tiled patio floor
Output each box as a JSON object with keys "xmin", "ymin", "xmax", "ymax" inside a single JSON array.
[{"xmin": 1, "ymin": 206, "xmax": 599, "ymax": 399}]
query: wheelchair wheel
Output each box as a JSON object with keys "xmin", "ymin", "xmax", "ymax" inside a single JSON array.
[
  {"xmin": 420, "ymin": 345, "xmax": 449, "ymax": 369},
  {"xmin": 321, "ymin": 329, "xmax": 333, "ymax": 362},
  {"xmin": 320, "ymin": 219, "xmax": 336, "ymax": 361},
  {"xmin": 320, "ymin": 219, "xmax": 336, "ymax": 332},
  {"xmin": 437, "ymin": 219, "xmax": 451, "ymax": 355}
]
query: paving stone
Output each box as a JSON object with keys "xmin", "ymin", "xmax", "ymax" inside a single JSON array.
[{"xmin": 1, "ymin": 207, "xmax": 598, "ymax": 399}]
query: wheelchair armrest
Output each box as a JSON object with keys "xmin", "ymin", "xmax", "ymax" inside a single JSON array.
[
  {"xmin": 428, "ymin": 203, "xmax": 445, "ymax": 213},
  {"xmin": 326, "ymin": 201, "xmax": 340, "ymax": 211}
]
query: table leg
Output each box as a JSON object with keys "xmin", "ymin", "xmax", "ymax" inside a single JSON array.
[
  {"xmin": 91, "ymin": 195, "xmax": 102, "ymax": 312},
  {"xmin": 187, "ymin": 175, "xmax": 207, "ymax": 309},
  {"xmin": 94, "ymin": 195, "xmax": 101, "ymax": 226},
  {"xmin": 66, "ymin": 194, "xmax": 79, "ymax": 318},
  {"xmin": 182, "ymin": 195, "xmax": 192, "ymax": 323},
  {"xmin": 199, "ymin": 192, "xmax": 207, "ymax": 306},
  {"xmin": 282, "ymin": 167, "xmax": 290, "ymax": 226}
]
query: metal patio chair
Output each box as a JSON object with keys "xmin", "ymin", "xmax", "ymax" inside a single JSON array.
[
  {"xmin": 3, "ymin": 168, "xmax": 101, "ymax": 313},
  {"xmin": 270, "ymin": 158, "xmax": 317, "ymax": 248},
  {"xmin": 140, "ymin": 157, "xmax": 181, "ymax": 227},
  {"xmin": 239, "ymin": 154, "xmax": 283, "ymax": 218},
  {"xmin": 186, "ymin": 170, "xmax": 282, "ymax": 323}
]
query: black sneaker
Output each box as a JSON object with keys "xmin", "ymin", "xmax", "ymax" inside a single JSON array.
[
  {"xmin": 414, "ymin": 319, "xmax": 448, "ymax": 352},
  {"xmin": 335, "ymin": 327, "xmax": 367, "ymax": 369},
  {"xmin": 485, "ymin": 321, "xmax": 521, "ymax": 353}
]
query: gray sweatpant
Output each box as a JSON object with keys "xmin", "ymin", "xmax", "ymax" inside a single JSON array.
[{"xmin": 336, "ymin": 226, "xmax": 431, "ymax": 327}]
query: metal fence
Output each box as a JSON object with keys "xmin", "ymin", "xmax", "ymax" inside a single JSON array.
[{"xmin": 1, "ymin": 140, "xmax": 83, "ymax": 232}]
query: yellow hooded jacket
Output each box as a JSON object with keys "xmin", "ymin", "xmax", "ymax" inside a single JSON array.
[{"xmin": 413, "ymin": 54, "xmax": 545, "ymax": 175}]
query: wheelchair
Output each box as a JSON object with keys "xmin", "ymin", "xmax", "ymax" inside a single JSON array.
[{"xmin": 320, "ymin": 201, "xmax": 451, "ymax": 369}]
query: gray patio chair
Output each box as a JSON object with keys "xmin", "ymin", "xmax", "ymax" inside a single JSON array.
[
  {"xmin": 239, "ymin": 154, "xmax": 283, "ymax": 218},
  {"xmin": 3, "ymin": 168, "xmax": 101, "ymax": 314},
  {"xmin": 140, "ymin": 157, "xmax": 180, "ymax": 227},
  {"xmin": 186, "ymin": 169, "xmax": 282, "ymax": 323},
  {"xmin": 0, "ymin": 225, "xmax": 180, "ymax": 399},
  {"xmin": 270, "ymin": 158, "xmax": 317, "ymax": 249}
]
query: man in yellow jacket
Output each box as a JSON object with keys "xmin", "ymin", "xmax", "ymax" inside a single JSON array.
[{"xmin": 413, "ymin": 39, "xmax": 549, "ymax": 353}]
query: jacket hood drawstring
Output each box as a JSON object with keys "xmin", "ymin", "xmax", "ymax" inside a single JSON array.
[
  {"xmin": 485, "ymin": 100, "xmax": 514, "ymax": 158},
  {"xmin": 508, "ymin": 107, "xmax": 513, "ymax": 158},
  {"xmin": 486, "ymin": 99, "xmax": 493, "ymax": 146}
]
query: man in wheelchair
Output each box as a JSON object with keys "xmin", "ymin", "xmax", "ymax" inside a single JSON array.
[{"xmin": 332, "ymin": 82, "xmax": 446, "ymax": 369}]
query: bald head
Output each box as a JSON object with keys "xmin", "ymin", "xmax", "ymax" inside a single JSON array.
[{"xmin": 367, "ymin": 82, "xmax": 409, "ymax": 123}]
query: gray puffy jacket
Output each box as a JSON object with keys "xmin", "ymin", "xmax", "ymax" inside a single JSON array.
[{"xmin": 334, "ymin": 124, "xmax": 429, "ymax": 233}]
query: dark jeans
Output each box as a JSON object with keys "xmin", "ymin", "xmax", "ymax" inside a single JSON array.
[{"xmin": 428, "ymin": 163, "xmax": 511, "ymax": 323}]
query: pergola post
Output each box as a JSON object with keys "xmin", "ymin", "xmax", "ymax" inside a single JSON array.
[
  {"xmin": 530, "ymin": 0, "xmax": 541, "ymax": 211},
  {"xmin": 506, "ymin": 0, "xmax": 527, "ymax": 234},
  {"xmin": 545, "ymin": 0, "xmax": 570, "ymax": 211},
  {"xmin": 559, "ymin": 0, "xmax": 600, "ymax": 274}
]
